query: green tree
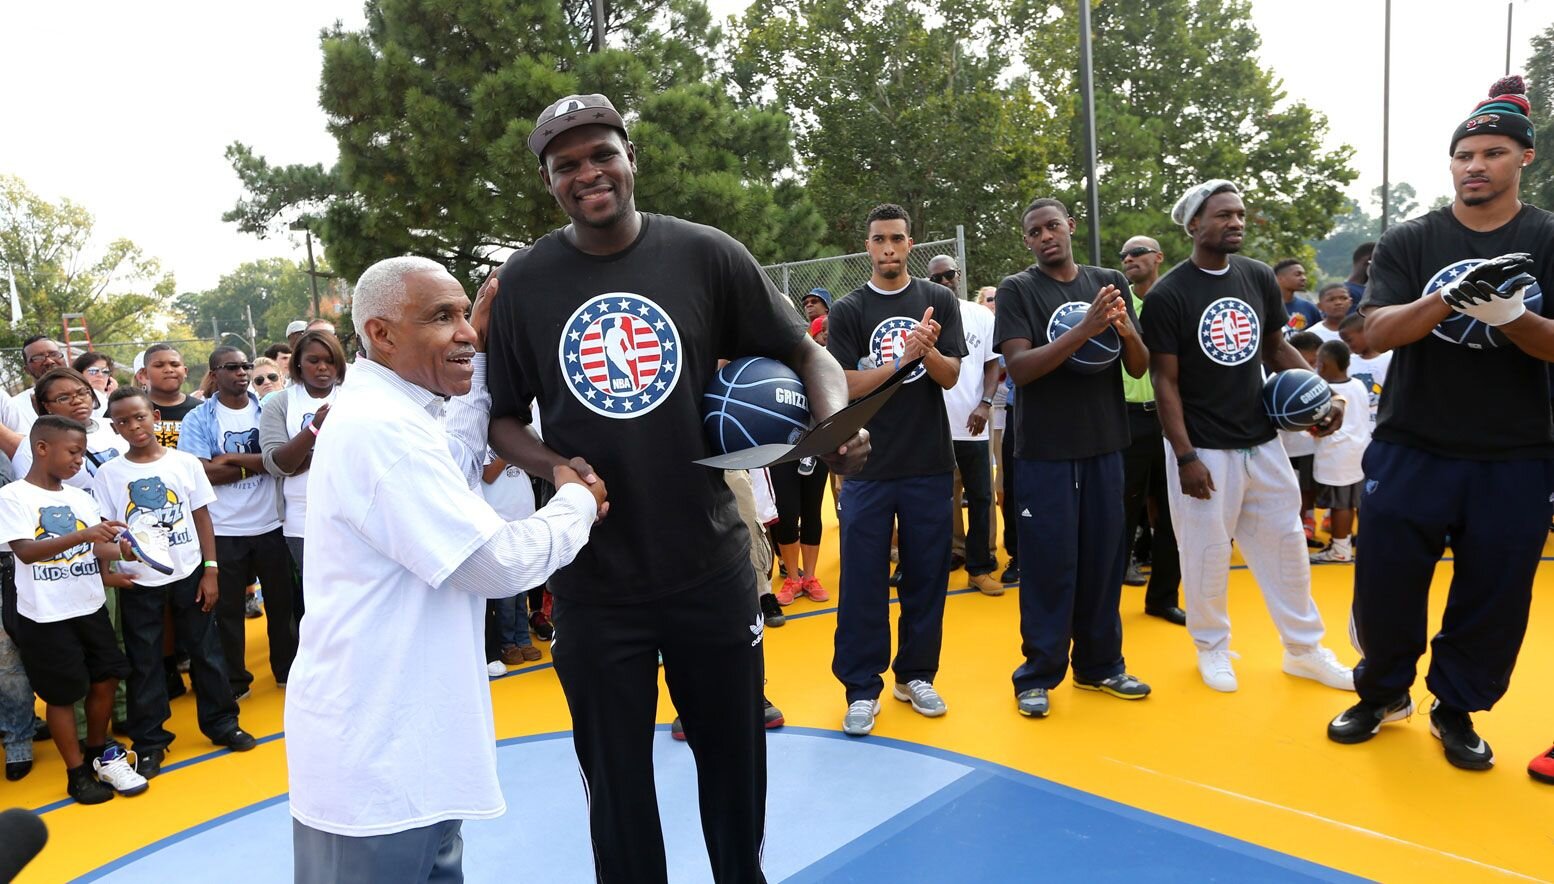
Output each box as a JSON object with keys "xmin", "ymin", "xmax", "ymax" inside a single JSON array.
[
  {"xmin": 1019, "ymin": 0, "xmax": 1357, "ymax": 269},
  {"xmin": 731, "ymin": 0, "xmax": 1064, "ymax": 285},
  {"xmin": 0, "ymin": 175, "xmax": 168, "ymax": 359},
  {"xmin": 1311, "ymin": 182, "xmax": 1417, "ymax": 280},
  {"xmin": 1523, "ymin": 23, "xmax": 1554, "ymax": 209},
  {"xmin": 174, "ymin": 258, "xmax": 333, "ymax": 351},
  {"xmin": 225, "ymin": 0, "xmax": 824, "ymax": 284}
]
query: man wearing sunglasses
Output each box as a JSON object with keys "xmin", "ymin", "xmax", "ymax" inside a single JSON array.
[
  {"xmin": 3, "ymin": 336, "xmax": 69, "ymax": 437},
  {"xmin": 1118, "ymin": 237, "xmax": 1186, "ymax": 626},
  {"xmin": 179, "ymin": 347, "xmax": 299, "ymax": 700}
]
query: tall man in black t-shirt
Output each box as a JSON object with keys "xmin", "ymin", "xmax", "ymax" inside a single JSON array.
[
  {"xmin": 1323, "ymin": 77, "xmax": 1554, "ymax": 776},
  {"xmin": 485, "ymin": 94, "xmax": 867, "ymax": 883},
  {"xmin": 1139, "ymin": 179, "xmax": 1355, "ymax": 696},
  {"xmin": 827, "ymin": 203, "xmax": 967, "ymax": 737},
  {"xmin": 993, "ymin": 199, "xmax": 1152, "ymax": 718}
]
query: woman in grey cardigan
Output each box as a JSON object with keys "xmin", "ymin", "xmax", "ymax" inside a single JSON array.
[{"xmin": 259, "ymin": 330, "xmax": 347, "ymax": 612}]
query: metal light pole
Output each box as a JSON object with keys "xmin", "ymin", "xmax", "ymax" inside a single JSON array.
[
  {"xmin": 1507, "ymin": 2, "xmax": 1515, "ymax": 76},
  {"xmin": 1077, "ymin": 0, "xmax": 1103, "ymax": 265},
  {"xmin": 1381, "ymin": 0, "xmax": 1392, "ymax": 233}
]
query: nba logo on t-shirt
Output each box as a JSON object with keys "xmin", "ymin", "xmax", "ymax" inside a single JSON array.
[
  {"xmin": 1198, "ymin": 297, "xmax": 1260, "ymax": 366},
  {"xmin": 870, "ymin": 316, "xmax": 927, "ymax": 383},
  {"xmin": 562, "ymin": 293, "xmax": 682, "ymax": 418}
]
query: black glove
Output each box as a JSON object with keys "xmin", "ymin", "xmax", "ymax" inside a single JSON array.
[{"xmin": 1461, "ymin": 252, "xmax": 1534, "ymax": 289}]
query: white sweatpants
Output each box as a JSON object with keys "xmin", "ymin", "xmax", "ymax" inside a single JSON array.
[{"xmin": 1163, "ymin": 438, "xmax": 1326, "ymax": 653}]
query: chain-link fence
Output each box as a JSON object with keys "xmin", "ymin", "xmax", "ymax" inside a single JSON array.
[{"xmin": 762, "ymin": 226, "xmax": 968, "ymax": 310}]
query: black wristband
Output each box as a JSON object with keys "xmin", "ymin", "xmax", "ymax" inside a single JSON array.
[{"xmin": 1175, "ymin": 450, "xmax": 1200, "ymax": 467}]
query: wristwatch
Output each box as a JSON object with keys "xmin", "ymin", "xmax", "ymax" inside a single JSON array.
[{"xmin": 979, "ymin": 397, "xmax": 994, "ymax": 407}]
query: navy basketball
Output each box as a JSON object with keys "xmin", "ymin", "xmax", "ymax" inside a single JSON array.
[
  {"xmin": 703, "ymin": 357, "xmax": 811, "ymax": 455},
  {"xmin": 1262, "ymin": 369, "xmax": 1332, "ymax": 432},
  {"xmin": 1046, "ymin": 301, "xmax": 1121, "ymax": 374},
  {"xmin": 1433, "ymin": 280, "xmax": 1543, "ymax": 349}
]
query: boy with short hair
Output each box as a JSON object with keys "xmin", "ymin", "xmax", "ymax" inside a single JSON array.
[
  {"xmin": 1312, "ymin": 283, "xmax": 1351, "ymax": 342},
  {"xmin": 1285, "ymin": 331, "xmax": 1324, "ymax": 546},
  {"xmin": 94, "ymin": 388, "xmax": 255, "ymax": 778},
  {"xmin": 1311, "ymin": 341, "xmax": 1371, "ymax": 564},
  {"xmin": 1337, "ymin": 313, "xmax": 1392, "ymax": 426},
  {"xmin": 0, "ymin": 416, "xmax": 147, "ymax": 803}
]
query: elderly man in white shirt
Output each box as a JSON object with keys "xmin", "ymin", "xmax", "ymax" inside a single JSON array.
[{"xmin": 284, "ymin": 256, "xmax": 606, "ymax": 883}]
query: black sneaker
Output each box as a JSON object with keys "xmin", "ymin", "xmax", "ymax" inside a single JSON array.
[
  {"xmin": 5, "ymin": 759, "xmax": 32, "ymax": 781},
  {"xmin": 67, "ymin": 763, "xmax": 114, "ymax": 805},
  {"xmin": 1429, "ymin": 701, "xmax": 1494, "ymax": 770},
  {"xmin": 760, "ymin": 593, "xmax": 786, "ymax": 628},
  {"xmin": 136, "ymin": 748, "xmax": 165, "ymax": 779},
  {"xmin": 1328, "ymin": 695, "xmax": 1412, "ymax": 744},
  {"xmin": 166, "ymin": 670, "xmax": 187, "ymax": 700},
  {"xmin": 764, "ymin": 697, "xmax": 785, "ymax": 729},
  {"xmin": 670, "ymin": 717, "xmax": 686, "ymax": 742},
  {"xmin": 889, "ymin": 564, "xmax": 903, "ymax": 588},
  {"xmin": 528, "ymin": 611, "xmax": 555, "ymax": 642},
  {"xmin": 214, "ymin": 728, "xmax": 257, "ymax": 752},
  {"xmin": 1000, "ymin": 560, "xmax": 1020, "ymax": 586}
]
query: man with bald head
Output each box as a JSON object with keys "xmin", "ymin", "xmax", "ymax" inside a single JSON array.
[
  {"xmin": 284, "ymin": 256, "xmax": 604, "ymax": 882},
  {"xmin": 1118, "ymin": 235, "xmax": 1185, "ymax": 624}
]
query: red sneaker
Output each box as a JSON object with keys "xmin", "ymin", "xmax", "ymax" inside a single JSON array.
[
  {"xmin": 1529, "ymin": 744, "xmax": 1554, "ymax": 784},
  {"xmin": 800, "ymin": 576, "xmax": 830, "ymax": 602},
  {"xmin": 775, "ymin": 577, "xmax": 801, "ymax": 606}
]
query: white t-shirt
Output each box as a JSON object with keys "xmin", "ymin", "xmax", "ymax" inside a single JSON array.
[
  {"xmin": 92, "ymin": 449, "xmax": 216, "ymax": 586},
  {"xmin": 1279, "ymin": 427, "xmax": 1316, "ymax": 458},
  {"xmin": 1314, "ymin": 378, "xmax": 1372, "ymax": 487},
  {"xmin": 943, "ymin": 300, "xmax": 997, "ymax": 442},
  {"xmin": 479, "ymin": 449, "xmax": 535, "ymax": 522},
  {"xmin": 209, "ymin": 399, "xmax": 280, "ymax": 536},
  {"xmin": 1311, "ymin": 323, "xmax": 1344, "ymax": 343},
  {"xmin": 11, "ymin": 421, "xmax": 125, "ymax": 493},
  {"xmin": 281, "ymin": 385, "xmax": 338, "ymax": 538},
  {"xmin": 7, "ymin": 388, "xmax": 36, "ymax": 434},
  {"xmin": 1347, "ymin": 351, "xmax": 1392, "ymax": 425},
  {"xmin": 0, "ymin": 481, "xmax": 105, "ymax": 623},
  {"xmin": 285, "ymin": 360, "xmax": 509, "ymax": 837}
]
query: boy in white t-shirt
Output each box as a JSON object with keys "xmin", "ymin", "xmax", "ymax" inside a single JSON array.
[
  {"xmin": 1284, "ymin": 332, "xmax": 1324, "ymax": 546},
  {"xmin": 1338, "ymin": 313, "xmax": 1392, "ymax": 426},
  {"xmin": 93, "ymin": 389, "xmax": 256, "ymax": 778},
  {"xmin": 1311, "ymin": 341, "xmax": 1372, "ymax": 564},
  {"xmin": 0, "ymin": 416, "xmax": 146, "ymax": 804}
]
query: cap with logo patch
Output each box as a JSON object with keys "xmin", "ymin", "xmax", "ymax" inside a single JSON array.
[{"xmin": 528, "ymin": 94, "xmax": 629, "ymax": 159}]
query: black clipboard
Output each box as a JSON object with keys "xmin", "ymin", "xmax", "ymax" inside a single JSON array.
[{"xmin": 694, "ymin": 357, "xmax": 923, "ymax": 469}]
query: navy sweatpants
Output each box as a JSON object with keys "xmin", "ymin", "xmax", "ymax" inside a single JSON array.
[
  {"xmin": 1012, "ymin": 453, "xmax": 1128, "ymax": 694},
  {"xmin": 834, "ymin": 473, "xmax": 953, "ymax": 702},
  {"xmin": 1353, "ymin": 440, "xmax": 1554, "ymax": 712}
]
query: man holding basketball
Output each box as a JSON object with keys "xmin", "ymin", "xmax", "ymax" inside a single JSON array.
[
  {"xmin": 827, "ymin": 203, "xmax": 966, "ymax": 737},
  {"xmin": 486, "ymin": 94, "xmax": 865, "ymax": 883},
  {"xmin": 1324, "ymin": 78, "xmax": 1554, "ymax": 777},
  {"xmin": 993, "ymin": 198, "xmax": 1150, "ymax": 718},
  {"xmin": 1140, "ymin": 179, "xmax": 1354, "ymax": 695}
]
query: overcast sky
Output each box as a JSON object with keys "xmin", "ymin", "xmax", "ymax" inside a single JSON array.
[{"xmin": 1, "ymin": 0, "xmax": 1550, "ymax": 293}]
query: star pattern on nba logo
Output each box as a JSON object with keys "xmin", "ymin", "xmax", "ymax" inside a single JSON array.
[
  {"xmin": 869, "ymin": 316, "xmax": 928, "ymax": 383},
  {"xmin": 560, "ymin": 293, "xmax": 682, "ymax": 419},
  {"xmin": 1196, "ymin": 297, "xmax": 1260, "ymax": 366}
]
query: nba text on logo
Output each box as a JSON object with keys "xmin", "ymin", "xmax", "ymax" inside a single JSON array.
[
  {"xmin": 561, "ymin": 293, "xmax": 682, "ymax": 418},
  {"xmin": 869, "ymin": 316, "xmax": 928, "ymax": 383},
  {"xmin": 1197, "ymin": 297, "xmax": 1261, "ymax": 366}
]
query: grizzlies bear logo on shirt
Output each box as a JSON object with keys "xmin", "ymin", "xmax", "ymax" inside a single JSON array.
[
  {"xmin": 124, "ymin": 476, "xmax": 193, "ymax": 548},
  {"xmin": 32, "ymin": 505, "xmax": 97, "ymax": 579},
  {"xmin": 560, "ymin": 293, "xmax": 682, "ymax": 418},
  {"xmin": 223, "ymin": 428, "xmax": 260, "ymax": 454},
  {"xmin": 869, "ymin": 316, "xmax": 928, "ymax": 383}
]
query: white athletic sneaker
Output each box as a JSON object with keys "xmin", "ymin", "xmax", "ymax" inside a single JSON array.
[
  {"xmin": 1198, "ymin": 649, "xmax": 1240, "ymax": 692},
  {"xmin": 892, "ymin": 680, "xmax": 948, "ymax": 717},
  {"xmin": 1283, "ymin": 646, "xmax": 1355, "ymax": 691},
  {"xmin": 841, "ymin": 699, "xmax": 881, "ymax": 736},
  {"xmin": 486, "ymin": 661, "xmax": 506, "ymax": 678},
  {"xmin": 93, "ymin": 745, "xmax": 149, "ymax": 796}
]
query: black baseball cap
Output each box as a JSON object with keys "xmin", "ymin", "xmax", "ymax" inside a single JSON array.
[{"xmin": 528, "ymin": 94, "xmax": 629, "ymax": 159}]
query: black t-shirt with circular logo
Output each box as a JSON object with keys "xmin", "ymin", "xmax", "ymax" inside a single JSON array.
[
  {"xmin": 992, "ymin": 265, "xmax": 1135, "ymax": 461},
  {"xmin": 488, "ymin": 214, "xmax": 808, "ymax": 603},
  {"xmin": 1140, "ymin": 255, "xmax": 1286, "ymax": 450},
  {"xmin": 1360, "ymin": 205, "xmax": 1554, "ymax": 460}
]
